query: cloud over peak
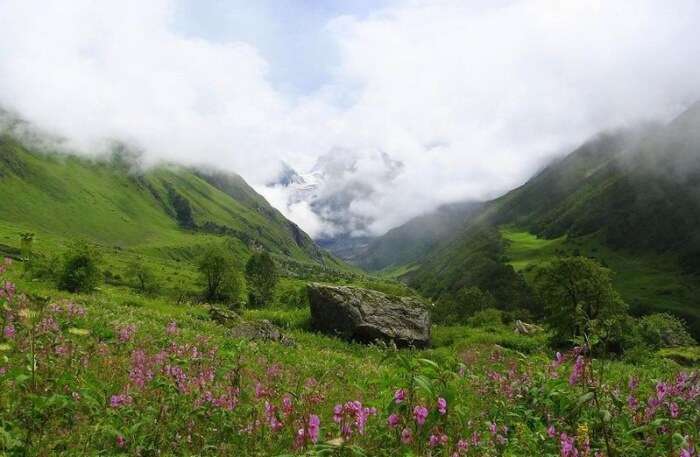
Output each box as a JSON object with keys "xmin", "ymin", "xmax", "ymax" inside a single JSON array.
[{"xmin": 1, "ymin": 0, "xmax": 699, "ymax": 238}]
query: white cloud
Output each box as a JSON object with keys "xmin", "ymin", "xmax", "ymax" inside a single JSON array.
[{"xmin": 1, "ymin": 0, "xmax": 700, "ymax": 238}]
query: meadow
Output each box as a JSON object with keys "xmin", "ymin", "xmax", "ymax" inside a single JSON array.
[{"xmin": 1, "ymin": 256, "xmax": 699, "ymax": 456}]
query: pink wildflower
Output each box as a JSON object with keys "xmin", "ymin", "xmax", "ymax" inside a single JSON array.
[
  {"xmin": 401, "ymin": 428, "xmax": 413, "ymax": 444},
  {"xmin": 394, "ymin": 388, "xmax": 406, "ymax": 404},
  {"xmin": 3, "ymin": 323, "xmax": 15, "ymax": 339},
  {"xmin": 656, "ymin": 382, "xmax": 668, "ymax": 400},
  {"xmin": 308, "ymin": 415, "xmax": 320, "ymax": 444},
  {"xmin": 116, "ymin": 435, "xmax": 126, "ymax": 448},
  {"xmin": 569, "ymin": 356, "xmax": 584, "ymax": 385},
  {"xmin": 669, "ymin": 402, "xmax": 680, "ymax": 418},
  {"xmin": 437, "ymin": 397, "xmax": 447, "ymax": 415},
  {"xmin": 118, "ymin": 324, "xmax": 136, "ymax": 343},
  {"xmin": 387, "ymin": 413, "xmax": 400, "ymax": 428},
  {"xmin": 547, "ymin": 425, "xmax": 557, "ymax": 438},
  {"xmin": 413, "ymin": 405, "xmax": 428, "ymax": 425}
]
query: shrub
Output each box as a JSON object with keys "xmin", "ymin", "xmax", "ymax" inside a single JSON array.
[
  {"xmin": 57, "ymin": 242, "xmax": 102, "ymax": 293},
  {"xmin": 245, "ymin": 251, "xmax": 278, "ymax": 308},
  {"xmin": 432, "ymin": 286, "xmax": 496, "ymax": 324},
  {"xmin": 534, "ymin": 256, "xmax": 628, "ymax": 349},
  {"xmin": 468, "ymin": 307, "xmax": 504, "ymax": 327},
  {"xmin": 127, "ymin": 259, "xmax": 159, "ymax": 295},
  {"xmin": 24, "ymin": 253, "xmax": 62, "ymax": 281},
  {"xmin": 636, "ymin": 313, "xmax": 696, "ymax": 349},
  {"xmin": 197, "ymin": 245, "xmax": 243, "ymax": 304}
]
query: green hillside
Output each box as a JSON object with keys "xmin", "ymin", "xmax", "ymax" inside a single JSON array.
[
  {"xmin": 0, "ymin": 133, "xmax": 356, "ymax": 293},
  {"xmin": 357, "ymin": 201, "xmax": 480, "ymax": 271},
  {"xmin": 409, "ymin": 104, "xmax": 700, "ymax": 335}
]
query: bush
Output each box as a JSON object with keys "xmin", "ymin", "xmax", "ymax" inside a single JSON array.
[
  {"xmin": 468, "ymin": 308, "xmax": 504, "ymax": 327},
  {"xmin": 24, "ymin": 253, "xmax": 62, "ymax": 281},
  {"xmin": 197, "ymin": 245, "xmax": 243, "ymax": 304},
  {"xmin": 245, "ymin": 251, "xmax": 278, "ymax": 308},
  {"xmin": 636, "ymin": 313, "xmax": 696, "ymax": 349},
  {"xmin": 57, "ymin": 242, "xmax": 102, "ymax": 293},
  {"xmin": 127, "ymin": 259, "xmax": 159, "ymax": 295},
  {"xmin": 432, "ymin": 286, "xmax": 496, "ymax": 324},
  {"xmin": 534, "ymin": 256, "xmax": 628, "ymax": 349}
]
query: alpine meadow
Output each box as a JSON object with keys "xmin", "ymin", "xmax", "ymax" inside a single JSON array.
[{"xmin": 1, "ymin": 1, "xmax": 700, "ymax": 457}]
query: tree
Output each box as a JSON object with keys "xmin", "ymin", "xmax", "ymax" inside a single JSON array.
[
  {"xmin": 245, "ymin": 251, "xmax": 278, "ymax": 308},
  {"xmin": 197, "ymin": 245, "xmax": 243, "ymax": 304},
  {"xmin": 432, "ymin": 286, "xmax": 496, "ymax": 324},
  {"xmin": 57, "ymin": 242, "xmax": 102, "ymax": 293},
  {"xmin": 127, "ymin": 258, "xmax": 159, "ymax": 295},
  {"xmin": 534, "ymin": 257, "xmax": 628, "ymax": 348}
]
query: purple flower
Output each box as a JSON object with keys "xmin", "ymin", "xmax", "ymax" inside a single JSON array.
[
  {"xmin": 118, "ymin": 324, "xmax": 136, "ymax": 343},
  {"xmin": 110, "ymin": 393, "xmax": 133, "ymax": 408},
  {"xmin": 3, "ymin": 323, "xmax": 15, "ymax": 339},
  {"xmin": 627, "ymin": 395, "xmax": 638, "ymax": 410},
  {"xmin": 116, "ymin": 435, "xmax": 126, "ymax": 448},
  {"xmin": 547, "ymin": 425, "xmax": 557, "ymax": 438},
  {"xmin": 560, "ymin": 433, "xmax": 579, "ymax": 457},
  {"xmin": 569, "ymin": 356, "xmax": 584, "ymax": 385},
  {"xmin": 437, "ymin": 397, "xmax": 447, "ymax": 415},
  {"xmin": 401, "ymin": 428, "xmax": 413, "ymax": 444},
  {"xmin": 394, "ymin": 388, "xmax": 406, "ymax": 404},
  {"xmin": 656, "ymin": 382, "xmax": 668, "ymax": 400},
  {"xmin": 413, "ymin": 405, "xmax": 428, "ymax": 426},
  {"xmin": 308, "ymin": 415, "xmax": 320, "ymax": 444},
  {"xmin": 387, "ymin": 413, "xmax": 400, "ymax": 429},
  {"xmin": 669, "ymin": 402, "xmax": 680, "ymax": 418}
]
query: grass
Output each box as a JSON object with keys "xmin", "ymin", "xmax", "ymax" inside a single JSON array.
[{"xmin": 501, "ymin": 225, "xmax": 700, "ymax": 335}]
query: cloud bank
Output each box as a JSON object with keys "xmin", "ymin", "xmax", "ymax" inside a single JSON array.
[{"xmin": 1, "ymin": 0, "xmax": 699, "ymax": 237}]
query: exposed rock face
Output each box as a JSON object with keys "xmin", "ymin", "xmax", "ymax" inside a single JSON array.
[
  {"xmin": 514, "ymin": 320, "xmax": 543, "ymax": 335},
  {"xmin": 307, "ymin": 283, "xmax": 431, "ymax": 347},
  {"xmin": 208, "ymin": 307, "xmax": 294, "ymax": 346},
  {"xmin": 229, "ymin": 320, "xmax": 295, "ymax": 347}
]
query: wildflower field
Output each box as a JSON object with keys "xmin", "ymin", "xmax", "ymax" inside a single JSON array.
[{"xmin": 1, "ymin": 258, "xmax": 698, "ymax": 457}]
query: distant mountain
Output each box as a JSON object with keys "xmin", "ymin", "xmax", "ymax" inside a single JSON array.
[
  {"xmin": 317, "ymin": 201, "xmax": 480, "ymax": 271},
  {"xmin": 408, "ymin": 103, "xmax": 700, "ymax": 334},
  {"xmin": 0, "ymin": 122, "xmax": 343, "ymax": 270},
  {"xmin": 267, "ymin": 149, "xmax": 404, "ymax": 237}
]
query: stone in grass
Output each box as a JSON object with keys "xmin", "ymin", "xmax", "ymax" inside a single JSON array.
[
  {"xmin": 307, "ymin": 283, "xmax": 431, "ymax": 348},
  {"xmin": 229, "ymin": 320, "xmax": 295, "ymax": 347}
]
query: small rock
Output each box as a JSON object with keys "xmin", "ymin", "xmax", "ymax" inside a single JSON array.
[{"xmin": 229, "ymin": 320, "xmax": 295, "ymax": 346}]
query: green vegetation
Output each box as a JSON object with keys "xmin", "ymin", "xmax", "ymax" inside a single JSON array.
[
  {"xmin": 534, "ymin": 256, "xmax": 628, "ymax": 349},
  {"xmin": 57, "ymin": 242, "xmax": 102, "ymax": 293},
  {"xmin": 245, "ymin": 250, "xmax": 279, "ymax": 308},
  {"xmin": 197, "ymin": 244, "xmax": 243, "ymax": 304}
]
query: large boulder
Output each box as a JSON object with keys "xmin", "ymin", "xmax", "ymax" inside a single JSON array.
[{"xmin": 307, "ymin": 283, "xmax": 431, "ymax": 347}]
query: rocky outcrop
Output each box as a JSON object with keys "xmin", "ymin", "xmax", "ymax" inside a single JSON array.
[
  {"xmin": 209, "ymin": 307, "xmax": 294, "ymax": 346},
  {"xmin": 307, "ymin": 283, "xmax": 431, "ymax": 347},
  {"xmin": 229, "ymin": 320, "xmax": 295, "ymax": 346}
]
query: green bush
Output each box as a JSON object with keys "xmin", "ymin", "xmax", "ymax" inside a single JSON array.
[
  {"xmin": 636, "ymin": 313, "xmax": 696, "ymax": 349},
  {"xmin": 127, "ymin": 259, "xmax": 159, "ymax": 295},
  {"xmin": 197, "ymin": 245, "xmax": 243, "ymax": 304},
  {"xmin": 468, "ymin": 307, "xmax": 504, "ymax": 327},
  {"xmin": 245, "ymin": 251, "xmax": 278, "ymax": 308},
  {"xmin": 57, "ymin": 242, "xmax": 102, "ymax": 293}
]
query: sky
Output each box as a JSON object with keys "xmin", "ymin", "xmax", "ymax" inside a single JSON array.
[{"xmin": 1, "ymin": 0, "xmax": 700, "ymax": 238}]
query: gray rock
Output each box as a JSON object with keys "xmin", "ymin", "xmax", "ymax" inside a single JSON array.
[
  {"xmin": 208, "ymin": 306, "xmax": 242, "ymax": 328},
  {"xmin": 307, "ymin": 283, "xmax": 431, "ymax": 347},
  {"xmin": 229, "ymin": 320, "xmax": 295, "ymax": 346}
]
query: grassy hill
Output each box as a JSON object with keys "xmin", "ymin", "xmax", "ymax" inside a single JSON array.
[
  {"xmin": 0, "ymin": 130, "xmax": 364, "ymax": 303},
  {"xmin": 408, "ymin": 103, "xmax": 700, "ymax": 335}
]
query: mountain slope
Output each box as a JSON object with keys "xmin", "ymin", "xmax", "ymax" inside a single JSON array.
[
  {"xmin": 409, "ymin": 103, "xmax": 700, "ymax": 333},
  {"xmin": 358, "ymin": 201, "xmax": 481, "ymax": 271},
  {"xmin": 0, "ymin": 133, "xmax": 339, "ymax": 269}
]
